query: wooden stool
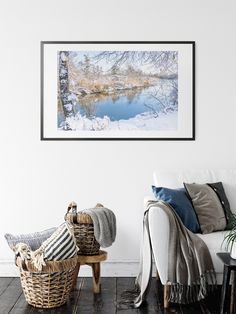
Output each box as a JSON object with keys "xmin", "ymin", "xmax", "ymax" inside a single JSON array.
[{"xmin": 73, "ymin": 250, "xmax": 107, "ymax": 293}]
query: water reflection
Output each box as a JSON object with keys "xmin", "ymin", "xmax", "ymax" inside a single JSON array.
[
  {"xmin": 74, "ymin": 87, "xmax": 145, "ymax": 121},
  {"xmin": 58, "ymin": 79, "xmax": 178, "ymax": 125}
]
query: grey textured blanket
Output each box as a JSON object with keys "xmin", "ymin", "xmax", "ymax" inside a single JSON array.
[
  {"xmin": 82, "ymin": 204, "xmax": 116, "ymax": 248},
  {"xmin": 120, "ymin": 200, "xmax": 216, "ymax": 308},
  {"xmin": 160, "ymin": 200, "xmax": 216, "ymax": 303}
]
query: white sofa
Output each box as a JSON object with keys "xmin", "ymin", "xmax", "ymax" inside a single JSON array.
[{"xmin": 146, "ymin": 170, "xmax": 236, "ymax": 306}]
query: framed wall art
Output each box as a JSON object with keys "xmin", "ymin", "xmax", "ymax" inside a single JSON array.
[{"xmin": 41, "ymin": 41, "xmax": 195, "ymax": 140}]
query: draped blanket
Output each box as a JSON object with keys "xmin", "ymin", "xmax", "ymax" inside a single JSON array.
[
  {"xmin": 120, "ymin": 200, "xmax": 216, "ymax": 308},
  {"xmin": 82, "ymin": 204, "xmax": 116, "ymax": 248}
]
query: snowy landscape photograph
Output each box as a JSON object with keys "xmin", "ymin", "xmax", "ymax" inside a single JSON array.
[{"xmin": 41, "ymin": 42, "xmax": 194, "ymax": 140}]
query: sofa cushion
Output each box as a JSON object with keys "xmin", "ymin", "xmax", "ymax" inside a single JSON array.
[
  {"xmin": 152, "ymin": 186, "xmax": 200, "ymax": 233},
  {"xmin": 207, "ymin": 182, "xmax": 234, "ymax": 230},
  {"xmin": 184, "ymin": 183, "xmax": 227, "ymax": 234},
  {"xmin": 153, "ymin": 170, "xmax": 236, "ymax": 214}
]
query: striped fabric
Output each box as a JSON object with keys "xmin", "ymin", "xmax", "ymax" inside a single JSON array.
[{"xmin": 43, "ymin": 222, "xmax": 78, "ymax": 261}]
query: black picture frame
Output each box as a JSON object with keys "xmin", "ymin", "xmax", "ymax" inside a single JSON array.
[{"xmin": 41, "ymin": 41, "xmax": 195, "ymax": 141}]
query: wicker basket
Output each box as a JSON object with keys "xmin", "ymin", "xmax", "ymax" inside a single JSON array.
[
  {"xmin": 65, "ymin": 202, "xmax": 100, "ymax": 256},
  {"xmin": 16, "ymin": 255, "xmax": 78, "ymax": 308}
]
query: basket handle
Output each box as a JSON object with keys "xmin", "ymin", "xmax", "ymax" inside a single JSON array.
[
  {"xmin": 65, "ymin": 201, "xmax": 78, "ymax": 223},
  {"xmin": 95, "ymin": 203, "xmax": 104, "ymax": 207}
]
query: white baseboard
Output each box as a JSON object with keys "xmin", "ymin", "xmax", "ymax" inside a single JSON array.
[
  {"xmin": 0, "ymin": 260, "xmax": 19, "ymax": 277},
  {"xmin": 0, "ymin": 259, "xmax": 156, "ymax": 277}
]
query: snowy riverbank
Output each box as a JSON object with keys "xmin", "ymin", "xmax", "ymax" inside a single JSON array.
[{"xmin": 59, "ymin": 111, "xmax": 178, "ymax": 131}]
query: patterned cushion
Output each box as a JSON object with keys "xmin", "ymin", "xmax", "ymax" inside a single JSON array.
[
  {"xmin": 5, "ymin": 227, "xmax": 56, "ymax": 251},
  {"xmin": 184, "ymin": 183, "xmax": 227, "ymax": 234},
  {"xmin": 42, "ymin": 222, "xmax": 78, "ymax": 261}
]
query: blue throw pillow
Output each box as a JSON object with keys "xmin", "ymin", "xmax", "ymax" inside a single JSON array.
[{"xmin": 152, "ymin": 186, "xmax": 200, "ymax": 233}]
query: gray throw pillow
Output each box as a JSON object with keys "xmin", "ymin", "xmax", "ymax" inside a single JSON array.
[
  {"xmin": 184, "ymin": 183, "xmax": 227, "ymax": 234},
  {"xmin": 207, "ymin": 182, "xmax": 234, "ymax": 230},
  {"xmin": 5, "ymin": 227, "xmax": 56, "ymax": 251}
]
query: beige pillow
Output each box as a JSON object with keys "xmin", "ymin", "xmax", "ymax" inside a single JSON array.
[{"xmin": 184, "ymin": 183, "xmax": 226, "ymax": 234}]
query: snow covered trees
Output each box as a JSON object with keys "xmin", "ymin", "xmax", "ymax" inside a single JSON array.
[
  {"xmin": 94, "ymin": 51, "xmax": 178, "ymax": 76},
  {"xmin": 58, "ymin": 51, "xmax": 75, "ymax": 119}
]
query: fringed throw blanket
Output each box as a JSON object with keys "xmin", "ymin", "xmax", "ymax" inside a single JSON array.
[{"xmin": 120, "ymin": 200, "xmax": 216, "ymax": 308}]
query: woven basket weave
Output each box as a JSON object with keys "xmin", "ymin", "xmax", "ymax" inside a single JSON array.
[
  {"xmin": 65, "ymin": 202, "xmax": 100, "ymax": 256},
  {"xmin": 16, "ymin": 256, "xmax": 78, "ymax": 308}
]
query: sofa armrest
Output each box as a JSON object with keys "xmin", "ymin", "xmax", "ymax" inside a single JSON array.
[
  {"xmin": 144, "ymin": 199, "xmax": 169, "ymax": 284},
  {"xmin": 143, "ymin": 195, "xmax": 155, "ymax": 208}
]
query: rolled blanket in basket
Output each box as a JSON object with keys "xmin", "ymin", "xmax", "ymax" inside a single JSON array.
[
  {"xmin": 14, "ymin": 243, "xmax": 32, "ymax": 261},
  {"xmin": 81, "ymin": 204, "xmax": 116, "ymax": 248}
]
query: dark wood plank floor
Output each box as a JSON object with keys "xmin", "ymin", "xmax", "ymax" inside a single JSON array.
[{"xmin": 0, "ymin": 277, "xmax": 222, "ymax": 314}]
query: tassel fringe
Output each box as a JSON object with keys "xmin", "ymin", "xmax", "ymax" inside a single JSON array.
[
  {"xmin": 118, "ymin": 270, "xmax": 216, "ymax": 309},
  {"xmin": 169, "ymin": 270, "xmax": 216, "ymax": 304},
  {"xmin": 117, "ymin": 286, "xmax": 140, "ymax": 309}
]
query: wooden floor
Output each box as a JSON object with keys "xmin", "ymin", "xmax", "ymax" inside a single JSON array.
[{"xmin": 0, "ymin": 277, "xmax": 222, "ymax": 314}]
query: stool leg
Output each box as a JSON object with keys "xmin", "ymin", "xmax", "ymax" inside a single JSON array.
[
  {"xmin": 91, "ymin": 262, "xmax": 101, "ymax": 293},
  {"xmin": 72, "ymin": 263, "xmax": 80, "ymax": 290},
  {"xmin": 220, "ymin": 265, "xmax": 231, "ymax": 314}
]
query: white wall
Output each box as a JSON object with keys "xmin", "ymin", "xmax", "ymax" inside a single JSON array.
[{"xmin": 0, "ymin": 0, "xmax": 236, "ymax": 276}]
